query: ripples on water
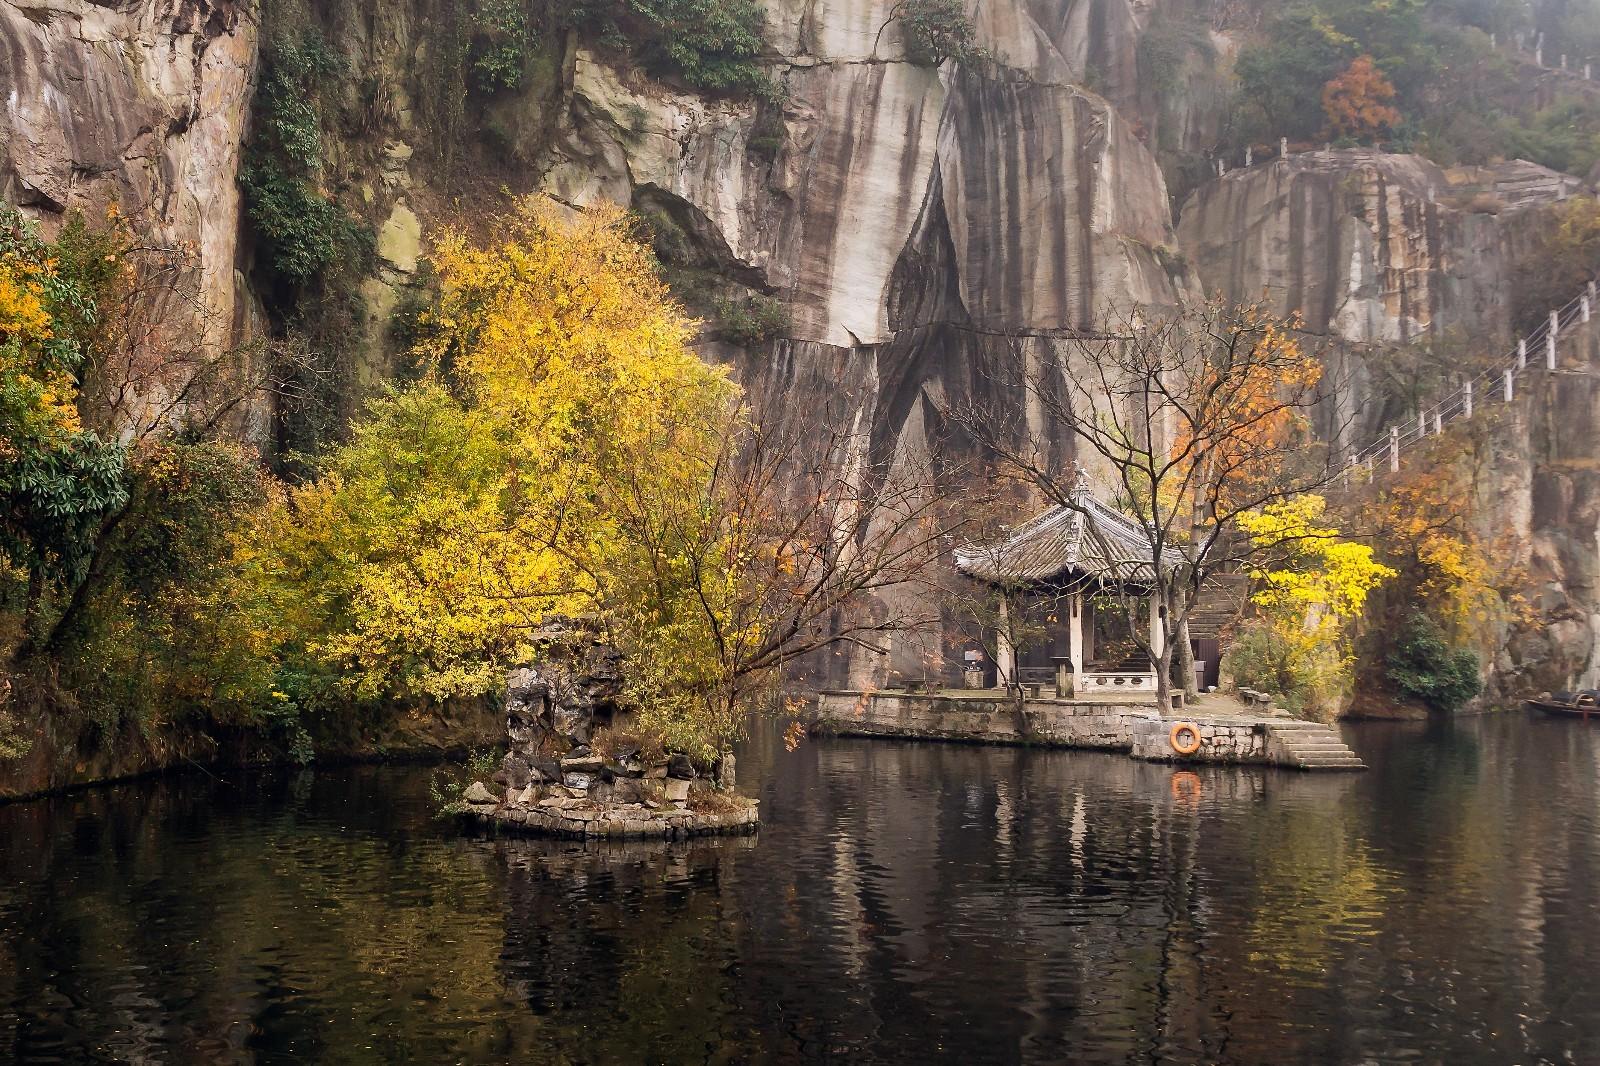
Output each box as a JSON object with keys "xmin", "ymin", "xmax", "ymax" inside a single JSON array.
[{"xmin": 2, "ymin": 714, "xmax": 1600, "ymax": 1063}]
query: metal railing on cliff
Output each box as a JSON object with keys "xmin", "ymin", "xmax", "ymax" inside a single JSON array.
[{"xmin": 1335, "ymin": 278, "xmax": 1598, "ymax": 486}]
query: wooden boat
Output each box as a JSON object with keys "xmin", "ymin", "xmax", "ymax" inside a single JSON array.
[{"xmin": 1526, "ymin": 690, "xmax": 1600, "ymax": 718}]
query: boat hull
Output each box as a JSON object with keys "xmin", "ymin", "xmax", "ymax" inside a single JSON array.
[{"xmin": 1527, "ymin": 699, "xmax": 1600, "ymax": 719}]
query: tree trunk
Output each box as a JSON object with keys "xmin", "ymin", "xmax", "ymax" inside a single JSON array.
[
  {"xmin": 1177, "ymin": 614, "xmax": 1197, "ymax": 699},
  {"xmin": 1154, "ymin": 643, "xmax": 1173, "ymax": 710}
]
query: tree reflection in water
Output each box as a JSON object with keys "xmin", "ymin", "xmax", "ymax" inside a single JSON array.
[{"xmin": 2, "ymin": 714, "xmax": 1600, "ymax": 1063}]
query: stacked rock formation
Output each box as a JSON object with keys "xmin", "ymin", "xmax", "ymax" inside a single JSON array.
[{"xmin": 466, "ymin": 625, "xmax": 757, "ymax": 840}]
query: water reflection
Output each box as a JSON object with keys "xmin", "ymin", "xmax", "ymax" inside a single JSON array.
[{"xmin": 1, "ymin": 714, "xmax": 1600, "ymax": 1062}]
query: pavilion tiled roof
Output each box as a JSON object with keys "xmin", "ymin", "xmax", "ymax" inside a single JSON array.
[{"xmin": 954, "ymin": 488, "xmax": 1184, "ymax": 587}]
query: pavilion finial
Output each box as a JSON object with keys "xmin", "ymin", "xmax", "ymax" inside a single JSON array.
[{"xmin": 1069, "ymin": 461, "xmax": 1090, "ymax": 501}]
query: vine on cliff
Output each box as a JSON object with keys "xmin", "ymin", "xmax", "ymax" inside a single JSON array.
[{"xmin": 241, "ymin": 31, "xmax": 372, "ymax": 301}]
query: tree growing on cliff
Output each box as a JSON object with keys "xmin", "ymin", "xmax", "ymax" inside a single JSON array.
[
  {"xmin": 943, "ymin": 300, "xmax": 1351, "ymax": 708},
  {"xmin": 879, "ymin": 0, "xmax": 984, "ymax": 67},
  {"xmin": 1322, "ymin": 55, "xmax": 1401, "ymax": 142}
]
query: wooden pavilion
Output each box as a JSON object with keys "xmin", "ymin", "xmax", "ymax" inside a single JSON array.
[{"xmin": 954, "ymin": 476, "xmax": 1186, "ymax": 697}]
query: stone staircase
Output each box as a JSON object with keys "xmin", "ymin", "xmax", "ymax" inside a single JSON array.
[
  {"xmin": 1187, "ymin": 573, "xmax": 1249, "ymax": 642},
  {"xmin": 1267, "ymin": 721, "xmax": 1367, "ymax": 771}
]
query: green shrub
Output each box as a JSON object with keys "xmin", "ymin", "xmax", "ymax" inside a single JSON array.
[
  {"xmin": 891, "ymin": 0, "xmax": 984, "ymax": 67},
  {"xmin": 562, "ymin": 0, "xmax": 775, "ymax": 98},
  {"xmin": 471, "ymin": 0, "xmax": 533, "ymax": 94},
  {"xmin": 429, "ymin": 747, "xmax": 503, "ymax": 816},
  {"xmin": 241, "ymin": 30, "xmax": 367, "ymax": 290},
  {"xmin": 716, "ymin": 294, "xmax": 790, "ymax": 345},
  {"xmin": 1137, "ymin": 17, "xmax": 1213, "ymax": 101},
  {"xmin": 1384, "ymin": 614, "xmax": 1483, "ymax": 712},
  {"xmin": 1224, "ymin": 621, "xmax": 1350, "ymax": 721},
  {"xmin": 55, "ymin": 441, "xmax": 273, "ymax": 736}
]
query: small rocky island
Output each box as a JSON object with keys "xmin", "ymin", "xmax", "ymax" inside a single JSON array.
[{"xmin": 460, "ymin": 627, "xmax": 759, "ymax": 840}]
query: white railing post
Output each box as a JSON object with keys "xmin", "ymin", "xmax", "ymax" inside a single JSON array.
[
  {"xmin": 1584, "ymin": 296, "xmax": 1591, "ymax": 322},
  {"xmin": 1537, "ymin": 46, "xmax": 1544, "ymax": 65},
  {"xmin": 1280, "ymin": 136, "xmax": 1288, "ymax": 158},
  {"xmin": 1589, "ymin": 62, "xmax": 1594, "ymax": 80},
  {"xmin": 1519, "ymin": 338, "xmax": 1528, "ymax": 370},
  {"xmin": 1434, "ymin": 410, "xmax": 1442, "ymax": 435},
  {"xmin": 1390, "ymin": 426, "xmax": 1400, "ymax": 472},
  {"xmin": 1245, "ymin": 146, "xmax": 1253, "ymax": 167},
  {"xmin": 1490, "ymin": 32, "xmax": 1496, "ymax": 48},
  {"xmin": 1505, "ymin": 368, "xmax": 1514, "ymax": 402},
  {"xmin": 1563, "ymin": 54, "xmax": 1569, "ymax": 69},
  {"xmin": 1552, "ymin": 309, "xmax": 1561, "ymax": 334},
  {"xmin": 1589, "ymin": 279, "xmax": 1597, "ymax": 301},
  {"xmin": 1464, "ymin": 380, "xmax": 1473, "ymax": 418},
  {"xmin": 1548, "ymin": 331, "xmax": 1559, "ymax": 369}
]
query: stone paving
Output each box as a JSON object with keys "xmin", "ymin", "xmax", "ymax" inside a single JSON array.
[{"xmin": 812, "ymin": 689, "xmax": 1366, "ymax": 770}]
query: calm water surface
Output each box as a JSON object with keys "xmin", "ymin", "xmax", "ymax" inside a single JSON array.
[{"xmin": 2, "ymin": 714, "xmax": 1600, "ymax": 1064}]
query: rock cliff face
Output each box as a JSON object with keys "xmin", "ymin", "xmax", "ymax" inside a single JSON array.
[
  {"xmin": 1177, "ymin": 150, "xmax": 1579, "ymax": 347},
  {"xmin": 1, "ymin": 0, "xmax": 255, "ymax": 340},
  {"xmin": 1176, "ymin": 147, "xmax": 1600, "ymax": 701},
  {"xmin": 3, "ymin": 0, "xmax": 1599, "ymax": 700}
]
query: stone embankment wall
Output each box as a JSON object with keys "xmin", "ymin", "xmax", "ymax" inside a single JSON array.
[{"xmin": 813, "ymin": 692, "xmax": 1335, "ymax": 769}]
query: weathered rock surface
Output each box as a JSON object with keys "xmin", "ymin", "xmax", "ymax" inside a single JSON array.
[
  {"xmin": 1, "ymin": 0, "xmax": 255, "ymax": 345},
  {"xmin": 1176, "ymin": 150, "xmax": 1579, "ymax": 346},
  {"xmin": 4, "ymin": 0, "xmax": 1600, "ymax": 709}
]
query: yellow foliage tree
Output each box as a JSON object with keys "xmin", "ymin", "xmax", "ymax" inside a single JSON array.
[
  {"xmin": 1230, "ymin": 494, "xmax": 1394, "ymax": 716},
  {"xmin": 1357, "ymin": 434, "xmax": 1525, "ymax": 645},
  {"xmin": 235, "ymin": 198, "xmax": 739, "ymax": 704},
  {"xmin": 233, "ymin": 197, "xmax": 953, "ymax": 759}
]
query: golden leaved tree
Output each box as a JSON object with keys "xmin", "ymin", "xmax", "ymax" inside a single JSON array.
[
  {"xmin": 235, "ymin": 198, "xmax": 739, "ymax": 704},
  {"xmin": 234, "ymin": 197, "xmax": 952, "ymax": 758}
]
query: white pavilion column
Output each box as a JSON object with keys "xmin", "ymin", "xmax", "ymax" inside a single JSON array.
[
  {"xmin": 1147, "ymin": 594, "xmax": 1165, "ymax": 667},
  {"xmin": 1067, "ymin": 592, "xmax": 1085, "ymax": 696},
  {"xmin": 996, "ymin": 597, "xmax": 1016, "ymax": 689}
]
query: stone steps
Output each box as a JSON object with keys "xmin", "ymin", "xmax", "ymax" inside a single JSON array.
[{"xmin": 1269, "ymin": 723, "xmax": 1367, "ymax": 771}]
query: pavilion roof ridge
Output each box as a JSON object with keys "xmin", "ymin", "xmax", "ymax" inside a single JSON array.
[{"xmin": 954, "ymin": 484, "xmax": 1183, "ymax": 588}]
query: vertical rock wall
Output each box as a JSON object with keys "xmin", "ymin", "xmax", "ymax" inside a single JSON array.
[{"xmin": 0, "ymin": 0, "xmax": 255, "ymax": 345}]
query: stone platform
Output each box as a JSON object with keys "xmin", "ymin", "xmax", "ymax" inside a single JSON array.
[
  {"xmin": 812, "ymin": 690, "xmax": 1365, "ymax": 771},
  {"xmin": 466, "ymin": 793, "xmax": 760, "ymax": 840}
]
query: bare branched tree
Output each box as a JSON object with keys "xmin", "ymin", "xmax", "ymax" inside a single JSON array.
[
  {"xmin": 26, "ymin": 231, "xmax": 325, "ymax": 660},
  {"xmin": 942, "ymin": 299, "xmax": 1355, "ymax": 707},
  {"xmin": 579, "ymin": 406, "xmax": 967, "ymax": 755}
]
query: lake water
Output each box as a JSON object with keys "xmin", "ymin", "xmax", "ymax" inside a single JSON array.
[{"xmin": 2, "ymin": 713, "xmax": 1599, "ymax": 1064}]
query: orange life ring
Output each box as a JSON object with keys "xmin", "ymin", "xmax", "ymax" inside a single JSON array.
[{"xmin": 1169, "ymin": 721, "xmax": 1203, "ymax": 756}]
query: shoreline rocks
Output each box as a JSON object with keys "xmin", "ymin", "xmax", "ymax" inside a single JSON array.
[{"xmin": 466, "ymin": 785, "xmax": 760, "ymax": 840}]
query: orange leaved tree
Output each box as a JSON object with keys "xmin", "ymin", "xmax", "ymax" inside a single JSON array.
[{"xmin": 1322, "ymin": 55, "xmax": 1401, "ymax": 143}]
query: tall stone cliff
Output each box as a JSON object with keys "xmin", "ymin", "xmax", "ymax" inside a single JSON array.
[{"xmin": 3, "ymin": 0, "xmax": 1599, "ymax": 699}]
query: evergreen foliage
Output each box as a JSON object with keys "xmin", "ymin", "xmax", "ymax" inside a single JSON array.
[
  {"xmin": 0, "ymin": 207, "xmax": 128, "ymax": 615},
  {"xmin": 889, "ymin": 0, "xmax": 984, "ymax": 67},
  {"xmin": 240, "ymin": 32, "xmax": 367, "ymax": 290},
  {"xmin": 1385, "ymin": 613, "xmax": 1484, "ymax": 712},
  {"xmin": 561, "ymin": 0, "xmax": 775, "ymax": 98}
]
